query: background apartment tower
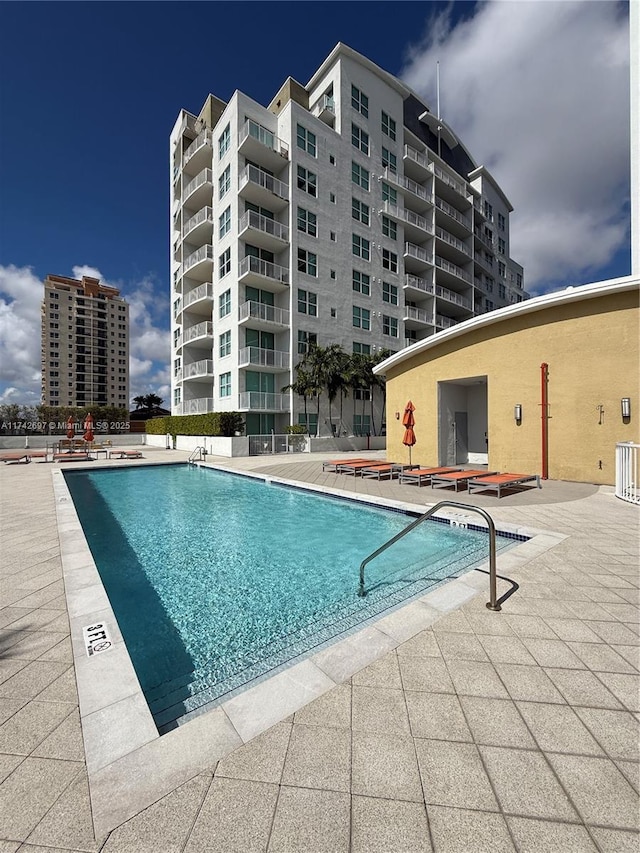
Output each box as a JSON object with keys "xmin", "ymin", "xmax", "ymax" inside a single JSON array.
[
  {"xmin": 170, "ymin": 43, "xmax": 527, "ymax": 436},
  {"xmin": 41, "ymin": 274, "xmax": 129, "ymax": 408}
]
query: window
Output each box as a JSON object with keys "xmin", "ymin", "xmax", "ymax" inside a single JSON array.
[
  {"xmin": 353, "ymin": 306, "xmax": 371, "ymax": 330},
  {"xmin": 297, "ymin": 248, "xmax": 317, "ymax": 276},
  {"xmin": 219, "ymin": 289, "xmax": 231, "ymax": 318},
  {"xmin": 382, "ymin": 281, "xmax": 398, "ymax": 305},
  {"xmin": 297, "ymin": 207, "xmax": 317, "ymax": 236},
  {"xmin": 485, "ymin": 299, "xmax": 494, "ymax": 311},
  {"xmin": 484, "ymin": 226, "xmax": 493, "ymax": 243},
  {"xmin": 516, "ymin": 273, "xmax": 522, "ymax": 288},
  {"xmin": 219, "ymin": 372, "xmax": 231, "ymax": 397},
  {"xmin": 498, "ymin": 260, "xmax": 506, "ymax": 278},
  {"xmin": 218, "ymin": 123, "xmax": 230, "ymax": 159},
  {"xmin": 381, "ymin": 111, "xmax": 396, "ymax": 141},
  {"xmin": 298, "ymin": 330, "xmax": 317, "ymax": 355},
  {"xmin": 353, "ymin": 414, "xmax": 371, "ymax": 436},
  {"xmin": 382, "ymin": 249, "xmax": 398, "ymax": 273},
  {"xmin": 498, "ymin": 237, "xmax": 506, "ymax": 255},
  {"xmin": 219, "ymin": 330, "xmax": 231, "ymax": 357},
  {"xmin": 382, "ymin": 215, "xmax": 397, "ymax": 240},
  {"xmin": 383, "ymin": 316, "xmax": 399, "ymax": 337},
  {"xmin": 353, "ymin": 342, "xmax": 371, "ymax": 355},
  {"xmin": 484, "ymin": 200, "xmax": 493, "ymax": 221},
  {"xmin": 351, "ymin": 84, "xmax": 368, "ymax": 118},
  {"xmin": 351, "ymin": 123, "xmax": 369, "ymax": 155},
  {"xmin": 352, "ymin": 270, "xmax": 371, "ymax": 295},
  {"xmin": 382, "ymin": 147, "xmax": 397, "ymax": 173},
  {"xmin": 485, "ymin": 276, "xmax": 494, "ymax": 292},
  {"xmin": 219, "ymin": 247, "xmax": 231, "ymax": 278},
  {"xmin": 297, "ymin": 165, "xmax": 317, "ymax": 197},
  {"xmin": 381, "ymin": 182, "xmax": 397, "ymax": 205},
  {"xmin": 351, "ymin": 162, "xmax": 370, "ymax": 191},
  {"xmin": 497, "ymin": 212, "xmax": 505, "ymax": 231},
  {"xmin": 354, "ymin": 388, "xmax": 371, "ymax": 401},
  {"xmin": 352, "ymin": 197, "xmax": 370, "ymax": 225},
  {"xmin": 352, "ymin": 234, "xmax": 370, "ymax": 260},
  {"xmin": 298, "ymin": 288, "xmax": 317, "ymax": 316},
  {"xmin": 219, "ymin": 165, "xmax": 231, "ymax": 197},
  {"xmin": 219, "ymin": 206, "xmax": 231, "ymax": 238},
  {"xmin": 296, "ymin": 123, "xmax": 316, "ymax": 156},
  {"xmin": 498, "ymin": 283, "xmax": 506, "ymax": 299}
]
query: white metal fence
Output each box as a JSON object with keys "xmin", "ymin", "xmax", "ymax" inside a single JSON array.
[
  {"xmin": 248, "ymin": 433, "xmax": 310, "ymax": 456},
  {"xmin": 615, "ymin": 442, "xmax": 639, "ymax": 504}
]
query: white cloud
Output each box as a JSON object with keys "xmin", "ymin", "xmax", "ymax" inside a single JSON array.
[{"xmin": 400, "ymin": 0, "xmax": 630, "ymax": 293}]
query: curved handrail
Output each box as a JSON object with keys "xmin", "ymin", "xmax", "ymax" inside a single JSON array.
[
  {"xmin": 188, "ymin": 446, "xmax": 206, "ymax": 464},
  {"xmin": 358, "ymin": 500, "xmax": 500, "ymax": 611}
]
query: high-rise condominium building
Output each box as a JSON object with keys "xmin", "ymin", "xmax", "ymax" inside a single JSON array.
[
  {"xmin": 41, "ymin": 274, "xmax": 129, "ymax": 408},
  {"xmin": 170, "ymin": 43, "xmax": 526, "ymax": 436}
]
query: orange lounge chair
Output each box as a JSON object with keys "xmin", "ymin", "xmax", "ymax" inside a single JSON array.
[
  {"xmin": 468, "ymin": 473, "xmax": 541, "ymax": 498},
  {"xmin": 431, "ymin": 470, "xmax": 498, "ymax": 492},
  {"xmin": 322, "ymin": 457, "xmax": 370, "ymax": 472},
  {"xmin": 337, "ymin": 461, "xmax": 391, "ymax": 475},
  {"xmin": 108, "ymin": 449, "xmax": 143, "ymax": 459},
  {"xmin": 399, "ymin": 466, "xmax": 461, "ymax": 486},
  {"xmin": 360, "ymin": 463, "xmax": 420, "ymax": 480},
  {"xmin": 54, "ymin": 452, "xmax": 92, "ymax": 463},
  {"xmin": 1, "ymin": 451, "xmax": 48, "ymax": 464}
]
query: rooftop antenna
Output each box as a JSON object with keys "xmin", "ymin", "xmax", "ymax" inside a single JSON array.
[{"xmin": 436, "ymin": 60, "xmax": 442, "ymax": 158}]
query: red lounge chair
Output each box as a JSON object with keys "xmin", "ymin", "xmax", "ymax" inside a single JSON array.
[
  {"xmin": 336, "ymin": 461, "xmax": 393, "ymax": 475},
  {"xmin": 399, "ymin": 466, "xmax": 461, "ymax": 486},
  {"xmin": 54, "ymin": 452, "xmax": 92, "ymax": 463},
  {"xmin": 322, "ymin": 457, "xmax": 371, "ymax": 472},
  {"xmin": 108, "ymin": 450, "xmax": 144, "ymax": 459},
  {"xmin": 1, "ymin": 452, "xmax": 30, "ymax": 464},
  {"xmin": 468, "ymin": 473, "xmax": 541, "ymax": 498},
  {"xmin": 360, "ymin": 464, "xmax": 399, "ymax": 480},
  {"xmin": 431, "ymin": 470, "xmax": 498, "ymax": 492}
]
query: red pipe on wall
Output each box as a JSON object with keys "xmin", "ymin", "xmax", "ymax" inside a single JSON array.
[{"xmin": 540, "ymin": 362, "xmax": 549, "ymax": 480}]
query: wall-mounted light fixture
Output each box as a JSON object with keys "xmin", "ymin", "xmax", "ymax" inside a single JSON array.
[
  {"xmin": 514, "ymin": 404, "xmax": 522, "ymax": 423},
  {"xmin": 395, "ymin": 411, "xmax": 400, "ymax": 420},
  {"xmin": 621, "ymin": 398, "xmax": 631, "ymax": 419}
]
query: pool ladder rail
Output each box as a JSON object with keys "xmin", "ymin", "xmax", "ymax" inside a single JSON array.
[
  {"xmin": 188, "ymin": 446, "xmax": 206, "ymax": 465},
  {"xmin": 358, "ymin": 500, "xmax": 501, "ymax": 611}
]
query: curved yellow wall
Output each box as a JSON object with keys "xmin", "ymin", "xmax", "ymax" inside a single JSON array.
[{"xmin": 385, "ymin": 289, "xmax": 639, "ymax": 485}]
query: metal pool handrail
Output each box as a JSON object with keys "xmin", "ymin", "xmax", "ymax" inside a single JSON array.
[{"xmin": 357, "ymin": 500, "xmax": 500, "ymax": 611}]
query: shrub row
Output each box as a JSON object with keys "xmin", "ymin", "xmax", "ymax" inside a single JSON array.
[{"xmin": 146, "ymin": 412, "xmax": 244, "ymax": 438}]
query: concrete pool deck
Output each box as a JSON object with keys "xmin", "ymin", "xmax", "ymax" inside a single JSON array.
[{"xmin": 0, "ymin": 447, "xmax": 638, "ymax": 851}]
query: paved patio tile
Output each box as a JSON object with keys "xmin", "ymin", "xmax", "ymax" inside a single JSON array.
[
  {"xmin": 574, "ymin": 707, "xmax": 640, "ymax": 760},
  {"xmin": 520, "ymin": 638, "xmax": 586, "ymax": 669},
  {"xmin": 281, "ymin": 723, "xmax": 350, "ymax": 792},
  {"xmin": 405, "ymin": 691, "xmax": 472, "ymax": 742},
  {"xmin": 595, "ymin": 672, "xmax": 640, "ymax": 711},
  {"xmin": 0, "ymin": 698, "xmax": 28, "ymax": 728},
  {"xmin": 0, "ymin": 753, "xmax": 23, "ymax": 785},
  {"xmin": 613, "ymin": 644, "xmax": 640, "ymax": 669},
  {"xmin": 585, "ymin": 620, "xmax": 640, "ymax": 645},
  {"xmin": 479, "ymin": 746, "xmax": 579, "ymax": 821},
  {"xmin": 506, "ymin": 816, "xmax": 598, "ymax": 852},
  {"xmin": 397, "ymin": 655, "xmax": 454, "ymax": 693},
  {"xmin": 292, "ymin": 682, "xmax": 351, "ymax": 729},
  {"xmin": 435, "ymin": 631, "xmax": 489, "ymax": 662},
  {"xmin": 543, "ymin": 667, "xmax": 624, "ymax": 709},
  {"xmin": 351, "ymin": 685, "xmax": 410, "ymax": 733},
  {"xmin": 427, "ymin": 806, "xmax": 515, "ymax": 852},
  {"xmin": 268, "ymin": 786, "xmax": 350, "ymax": 853},
  {"xmin": 504, "ymin": 614, "xmax": 559, "ymax": 639},
  {"xmin": 446, "ymin": 659, "xmax": 509, "ymax": 698},
  {"xmin": 478, "ymin": 634, "xmax": 538, "ymax": 665},
  {"xmin": 216, "ymin": 721, "xmax": 291, "ymax": 784},
  {"xmin": 542, "ymin": 618, "xmax": 603, "ymax": 643},
  {"xmin": 352, "ymin": 730, "xmax": 423, "ymax": 801},
  {"xmin": 431, "ymin": 610, "xmax": 473, "ymax": 634},
  {"xmin": 351, "ymin": 650, "xmax": 402, "ymax": 688},
  {"xmin": 0, "ymin": 700, "xmax": 75, "ymax": 756},
  {"xmin": 589, "ymin": 827, "xmax": 640, "ymax": 853},
  {"xmin": 351, "ymin": 796, "xmax": 431, "ymax": 853},
  {"xmin": 546, "ymin": 752, "xmax": 639, "ymax": 829},
  {"xmin": 395, "ymin": 629, "xmax": 442, "ymax": 658},
  {"xmin": 459, "ymin": 696, "xmax": 536, "ymax": 748},
  {"xmin": 0, "ymin": 661, "xmax": 69, "ymax": 702},
  {"xmin": 184, "ymin": 777, "xmax": 278, "ymax": 853},
  {"xmin": 0, "ymin": 660, "xmax": 29, "ymax": 687},
  {"xmin": 567, "ymin": 641, "xmax": 638, "ymax": 673},
  {"xmin": 25, "ymin": 770, "xmax": 104, "ymax": 852},
  {"xmin": 415, "ymin": 739, "xmax": 498, "ymax": 811},
  {"xmin": 31, "ymin": 709, "xmax": 84, "ymax": 762},
  {"xmin": 516, "ymin": 702, "xmax": 604, "ymax": 755},
  {"xmin": 616, "ymin": 758, "xmax": 640, "ymax": 793}
]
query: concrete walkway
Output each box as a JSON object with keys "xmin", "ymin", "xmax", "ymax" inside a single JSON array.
[{"xmin": 0, "ymin": 448, "xmax": 638, "ymax": 852}]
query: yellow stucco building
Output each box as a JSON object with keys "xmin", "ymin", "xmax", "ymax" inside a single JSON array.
[{"xmin": 377, "ymin": 277, "xmax": 639, "ymax": 486}]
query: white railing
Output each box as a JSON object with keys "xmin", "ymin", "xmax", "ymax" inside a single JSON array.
[
  {"xmin": 435, "ymin": 255, "xmax": 472, "ymax": 283},
  {"xmin": 183, "ymin": 359, "xmax": 214, "ymax": 379},
  {"xmin": 433, "ymin": 164, "xmax": 469, "ymax": 197},
  {"xmin": 183, "ymin": 206, "xmax": 213, "ymax": 238},
  {"xmin": 239, "ymin": 210, "xmax": 289, "ymax": 242},
  {"xmin": 238, "ymin": 256, "xmax": 289, "ymax": 285},
  {"xmin": 436, "ymin": 227, "xmax": 470, "ymax": 256},
  {"xmin": 436, "ymin": 314, "xmax": 458, "ymax": 329},
  {"xmin": 435, "ymin": 197, "xmax": 472, "ymax": 230},
  {"xmin": 403, "ymin": 144, "xmax": 432, "ymax": 172},
  {"xmin": 239, "ymin": 164, "xmax": 289, "ymax": 199},
  {"xmin": 183, "ymin": 129, "xmax": 211, "ymax": 165},
  {"xmin": 249, "ymin": 433, "xmax": 311, "ymax": 455},
  {"xmin": 404, "ymin": 306, "xmax": 431, "ymax": 324},
  {"xmin": 182, "ymin": 169, "xmax": 213, "ymax": 203},
  {"xmin": 183, "ymin": 321, "xmax": 213, "ymax": 343},
  {"xmin": 435, "ymin": 284, "xmax": 472, "ymax": 310},
  {"xmin": 184, "ymin": 283, "xmax": 213, "ymax": 308},
  {"xmin": 238, "ymin": 347, "xmax": 289, "ymax": 370},
  {"xmin": 238, "ymin": 392, "xmax": 289, "ymax": 411},
  {"xmin": 238, "ymin": 300, "xmax": 290, "ymax": 326},
  {"xmin": 383, "ymin": 168, "xmax": 432, "ymax": 203},
  {"xmin": 616, "ymin": 442, "xmax": 639, "ymax": 504},
  {"xmin": 181, "ymin": 397, "xmax": 215, "ymax": 415},
  {"xmin": 382, "ymin": 201, "xmax": 433, "ymax": 234},
  {"xmin": 405, "ymin": 242, "xmax": 432, "ymax": 264},
  {"xmin": 181, "ymin": 244, "xmax": 214, "ymax": 277},
  {"xmin": 404, "ymin": 274, "xmax": 434, "ymax": 295},
  {"xmin": 240, "ymin": 119, "xmax": 289, "ymax": 159}
]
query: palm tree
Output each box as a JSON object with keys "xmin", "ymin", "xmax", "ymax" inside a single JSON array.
[
  {"xmin": 133, "ymin": 395, "xmax": 145, "ymax": 410},
  {"xmin": 282, "ymin": 367, "xmax": 314, "ymax": 431},
  {"xmin": 323, "ymin": 344, "xmax": 349, "ymax": 434},
  {"xmin": 142, "ymin": 393, "xmax": 163, "ymax": 413}
]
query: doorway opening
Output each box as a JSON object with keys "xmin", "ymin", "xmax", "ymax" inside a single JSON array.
[{"xmin": 438, "ymin": 377, "xmax": 488, "ymax": 467}]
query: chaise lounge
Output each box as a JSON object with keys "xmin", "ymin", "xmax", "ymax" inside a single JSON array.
[
  {"xmin": 108, "ymin": 449, "xmax": 144, "ymax": 459},
  {"xmin": 322, "ymin": 457, "xmax": 371, "ymax": 472},
  {"xmin": 1, "ymin": 451, "xmax": 49, "ymax": 464},
  {"xmin": 468, "ymin": 472, "xmax": 541, "ymax": 497},
  {"xmin": 53, "ymin": 451, "xmax": 92, "ymax": 463},
  {"xmin": 336, "ymin": 461, "xmax": 391, "ymax": 476},
  {"xmin": 399, "ymin": 466, "xmax": 461, "ymax": 486},
  {"xmin": 431, "ymin": 470, "xmax": 498, "ymax": 492}
]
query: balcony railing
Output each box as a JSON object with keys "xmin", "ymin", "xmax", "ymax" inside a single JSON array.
[
  {"xmin": 183, "ymin": 206, "xmax": 213, "ymax": 238},
  {"xmin": 404, "ymin": 242, "xmax": 432, "ymax": 264},
  {"xmin": 435, "ymin": 197, "xmax": 472, "ymax": 230},
  {"xmin": 436, "ymin": 314, "xmax": 458, "ymax": 330},
  {"xmin": 184, "ymin": 283, "xmax": 213, "ymax": 308},
  {"xmin": 435, "ymin": 255, "xmax": 472, "ymax": 283},
  {"xmin": 404, "ymin": 306, "xmax": 432, "ymax": 324},
  {"xmin": 382, "ymin": 202, "xmax": 433, "ymax": 234},
  {"xmin": 182, "ymin": 169, "xmax": 213, "ymax": 203},
  {"xmin": 239, "ymin": 210, "xmax": 289, "ymax": 242},
  {"xmin": 238, "ymin": 347, "xmax": 289, "ymax": 370},
  {"xmin": 238, "ymin": 391, "xmax": 289, "ymax": 411},
  {"xmin": 239, "ymin": 255, "xmax": 289, "ymax": 285},
  {"xmin": 183, "ymin": 321, "xmax": 213, "ymax": 343},
  {"xmin": 433, "ymin": 164, "xmax": 469, "ymax": 198},
  {"xmin": 239, "ymin": 164, "xmax": 289, "ymax": 200},
  {"xmin": 403, "ymin": 144, "xmax": 432, "ymax": 172},
  {"xmin": 181, "ymin": 244, "xmax": 214, "ymax": 276},
  {"xmin": 238, "ymin": 300, "xmax": 290, "ymax": 326},
  {"xmin": 183, "ymin": 359, "xmax": 214, "ymax": 379},
  {"xmin": 240, "ymin": 119, "xmax": 289, "ymax": 159},
  {"xmin": 404, "ymin": 274, "xmax": 434, "ymax": 295},
  {"xmin": 181, "ymin": 397, "xmax": 215, "ymax": 415},
  {"xmin": 383, "ymin": 168, "xmax": 432, "ymax": 203},
  {"xmin": 435, "ymin": 284, "xmax": 472, "ymax": 311},
  {"xmin": 183, "ymin": 129, "xmax": 211, "ymax": 165},
  {"xmin": 435, "ymin": 227, "xmax": 470, "ymax": 256}
]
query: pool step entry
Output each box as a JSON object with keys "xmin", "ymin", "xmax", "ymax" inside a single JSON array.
[
  {"xmin": 188, "ymin": 446, "xmax": 206, "ymax": 464},
  {"xmin": 358, "ymin": 500, "xmax": 500, "ymax": 611}
]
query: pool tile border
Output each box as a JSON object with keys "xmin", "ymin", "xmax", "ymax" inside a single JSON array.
[{"xmin": 52, "ymin": 464, "xmax": 567, "ymax": 836}]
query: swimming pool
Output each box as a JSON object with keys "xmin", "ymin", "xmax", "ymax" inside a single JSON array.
[{"xmin": 64, "ymin": 464, "xmax": 520, "ymax": 730}]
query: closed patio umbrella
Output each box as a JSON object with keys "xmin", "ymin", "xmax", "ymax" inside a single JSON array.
[
  {"xmin": 83, "ymin": 412, "xmax": 94, "ymax": 444},
  {"xmin": 66, "ymin": 416, "xmax": 75, "ymax": 440},
  {"xmin": 402, "ymin": 401, "xmax": 416, "ymax": 465}
]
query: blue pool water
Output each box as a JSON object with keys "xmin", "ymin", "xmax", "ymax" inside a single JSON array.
[{"xmin": 64, "ymin": 464, "xmax": 520, "ymax": 730}]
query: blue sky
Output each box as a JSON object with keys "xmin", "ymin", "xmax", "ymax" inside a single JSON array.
[{"xmin": 0, "ymin": 1, "xmax": 631, "ymax": 407}]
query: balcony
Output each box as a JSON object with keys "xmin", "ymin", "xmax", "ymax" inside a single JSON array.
[
  {"xmin": 433, "ymin": 164, "xmax": 470, "ymax": 202},
  {"xmin": 238, "ymin": 256, "xmax": 289, "ymax": 292},
  {"xmin": 183, "ymin": 359, "xmax": 214, "ymax": 380},
  {"xmin": 404, "ymin": 241, "xmax": 433, "ymax": 272},
  {"xmin": 181, "ymin": 397, "xmax": 215, "ymax": 415},
  {"xmin": 474, "ymin": 251, "xmax": 494, "ymax": 272},
  {"xmin": 183, "ymin": 129, "xmax": 212, "ymax": 172},
  {"xmin": 238, "ymin": 347, "xmax": 290, "ymax": 371},
  {"xmin": 183, "ymin": 206, "xmax": 214, "ymax": 242},
  {"xmin": 239, "ymin": 210, "xmax": 289, "ymax": 252},
  {"xmin": 436, "ymin": 314, "xmax": 458, "ymax": 330},
  {"xmin": 402, "ymin": 144, "xmax": 433, "ymax": 181},
  {"xmin": 312, "ymin": 94, "xmax": 335, "ymax": 126},
  {"xmin": 404, "ymin": 273, "xmax": 434, "ymax": 297},
  {"xmin": 182, "ymin": 169, "xmax": 213, "ymax": 209},
  {"xmin": 183, "ymin": 283, "xmax": 213, "ymax": 317},
  {"xmin": 183, "ymin": 321, "xmax": 213, "ymax": 345},
  {"xmin": 434, "ymin": 196, "xmax": 472, "ymax": 236},
  {"xmin": 434, "ymin": 284, "xmax": 473, "ymax": 313},
  {"xmin": 435, "ymin": 255, "xmax": 472, "ymax": 285},
  {"xmin": 238, "ymin": 391, "xmax": 289, "ymax": 412},
  {"xmin": 238, "ymin": 164, "xmax": 289, "ymax": 211},
  {"xmin": 238, "ymin": 300, "xmax": 290, "ymax": 329},
  {"xmin": 404, "ymin": 305, "xmax": 433, "ymax": 328},
  {"xmin": 435, "ymin": 226, "xmax": 471, "ymax": 265},
  {"xmin": 180, "ymin": 245, "xmax": 214, "ymax": 281},
  {"xmin": 383, "ymin": 168, "xmax": 433, "ymax": 208},
  {"xmin": 382, "ymin": 200, "xmax": 433, "ymax": 243},
  {"xmin": 239, "ymin": 119, "xmax": 289, "ymax": 170}
]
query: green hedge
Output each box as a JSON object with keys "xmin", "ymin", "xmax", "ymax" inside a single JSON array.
[{"xmin": 146, "ymin": 412, "xmax": 244, "ymax": 438}]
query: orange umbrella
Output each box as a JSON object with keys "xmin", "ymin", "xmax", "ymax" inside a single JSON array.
[
  {"xmin": 402, "ymin": 401, "xmax": 416, "ymax": 465},
  {"xmin": 83, "ymin": 412, "xmax": 94, "ymax": 444},
  {"xmin": 66, "ymin": 415, "xmax": 75, "ymax": 440}
]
